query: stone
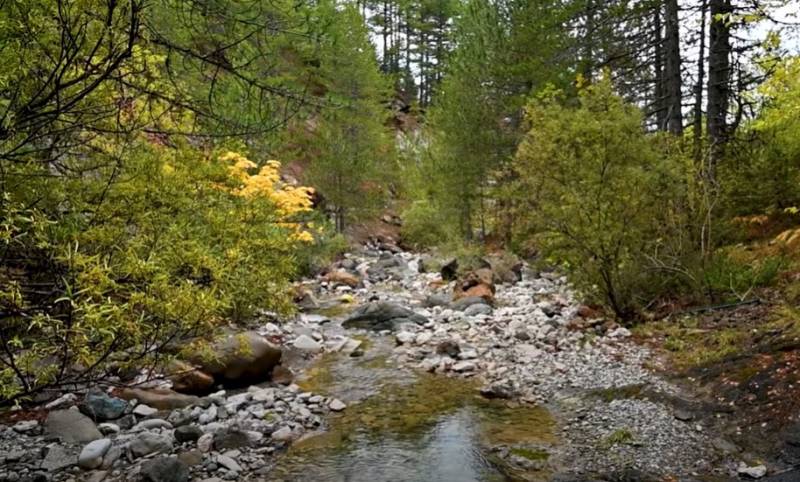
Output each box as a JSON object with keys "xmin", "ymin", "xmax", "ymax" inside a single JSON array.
[
  {"xmin": 197, "ymin": 433, "xmax": 214, "ymax": 453},
  {"xmin": 323, "ymin": 270, "xmax": 361, "ymax": 288},
  {"xmin": 271, "ymin": 426, "xmax": 293, "ymax": 442},
  {"xmin": 674, "ymin": 409, "xmax": 693, "ymax": 422},
  {"xmin": 342, "ymin": 302, "xmax": 428, "ymax": 331},
  {"xmin": 436, "ymin": 340, "xmax": 461, "ymax": 358},
  {"xmin": 395, "ymin": 331, "xmax": 416, "ymax": 345},
  {"xmin": 480, "ymin": 382, "xmax": 518, "ymax": 400},
  {"xmin": 198, "ymin": 405, "xmax": 218, "ymax": 424},
  {"xmin": 140, "ymin": 456, "xmax": 189, "ymax": 482},
  {"xmin": 177, "ymin": 450, "xmax": 203, "ymax": 467},
  {"xmin": 450, "ymin": 296, "xmax": 489, "ymax": 312},
  {"xmin": 453, "ymin": 268, "xmax": 495, "ymax": 303},
  {"xmin": 167, "ymin": 360, "xmax": 215, "ymax": 394},
  {"xmin": 118, "ymin": 388, "xmax": 200, "ymax": 410},
  {"xmin": 129, "ymin": 432, "xmax": 173, "ymax": 458},
  {"xmin": 97, "ymin": 423, "xmax": 120, "ymax": 435},
  {"xmin": 453, "ymin": 361, "xmax": 476, "ymax": 372},
  {"xmin": 133, "ymin": 404, "xmax": 158, "ymax": 417},
  {"xmin": 40, "ymin": 445, "xmax": 77, "ymax": 471},
  {"xmin": 133, "ymin": 419, "xmax": 173, "ymax": 431},
  {"xmin": 78, "ymin": 439, "xmax": 111, "ymax": 470},
  {"xmin": 293, "ymin": 334, "xmax": 323, "ymax": 353},
  {"xmin": 45, "ymin": 410, "xmax": 103, "ymax": 443},
  {"xmin": 79, "ymin": 390, "xmax": 128, "ymax": 421},
  {"xmin": 464, "ymin": 303, "xmax": 493, "ymax": 317},
  {"xmin": 738, "ymin": 463, "xmax": 767, "ymax": 479},
  {"xmin": 423, "ymin": 294, "xmax": 450, "ymax": 308},
  {"xmin": 174, "ymin": 425, "xmax": 204, "ymax": 443},
  {"xmin": 213, "ymin": 429, "xmax": 252, "ymax": 450},
  {"xmin": 85, "ymin": 470, "xmax": 108, "ymax": 482},
  {"xmin": 216, "ymin": 455, "xmax": 241, "ymax": 473},
  {"xmin": 101, "ymin": 446, "xmax": 122, "ymax": 469},
  {"xmin": 187, "ymin": 331, "xmax": 282, "ymax": 386},
  {"xmin": 12, "ymin": 420, "xmax": 39, "ymax": 433},
  {"xmin": 328, "ymin": 399, "xmax": 347, "ymax": 412}
]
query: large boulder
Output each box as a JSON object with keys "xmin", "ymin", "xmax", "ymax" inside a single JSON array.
[
  {"xmin": 188, "ymin": 331, "xmax": 282, "ymax": 386},
  {"xmin": 342, "ymin": 302, "xmax": 428, "ymax": 331},
  {"xmin": 45, "ymin": 410, "xmax": 103, "ymax": 444},
  {"xmin": 453, "ymin": 268, "xmax": 495, "ymax": 304},
  {"xmin": 166, "ymin": 360, "xmax": 215, "ymax": 394}
]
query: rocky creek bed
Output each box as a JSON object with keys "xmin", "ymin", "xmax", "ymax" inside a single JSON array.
[{"xmin": 0, "ymin": 245, "xmax": 785, "ymax": 481}]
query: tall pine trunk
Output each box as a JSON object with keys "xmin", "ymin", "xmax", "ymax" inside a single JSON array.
[
  {"xmin": 664, "ymin": 0, "xmax": 683, "ymax": 135},
  {"xmin": 706, "ymin": 0, "xmax": 732, "ymax": 175}
]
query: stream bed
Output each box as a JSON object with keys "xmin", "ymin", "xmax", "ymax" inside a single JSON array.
[{"xmin": 272, "ymin": 334, "xmax": 557, "ymax": 482}]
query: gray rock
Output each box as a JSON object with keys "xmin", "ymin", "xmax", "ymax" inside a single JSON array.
[
  {"xmin": 40, "ymin": 445, "xmax": 77, "ymax": 471},
  {"xmin": 133, "ymin": 404, "xmax": 158, "ymax": 417},
  {"xmin": 129, "ymin": 432, "xmax": 173, "ymax": 458},
  {"xmin": 292, "ymin": 335, "xmax": 323, "ymax": 353},
  {"xmin": 197, "ymin": 433, "xmax": 214, "ymax": 453},
  {"xmin": 12, "ymin": 420, "xmax": 39, "ymax": 433},
  {"xmin": 213, "ymin": 429, "xmax": 252, "ymax": 450},
  {"xmin": 45, "ymin": 410, "xmax": 103, "ymax": 443},
  {"xmin": 738, "ymin": 463, "xmax": 767, "ymax": 479},
  {"xmin": 133, "ymin": 419, "xmax": 173, "ymax": 431},
  {"xmin": 450, "ymin": 296, "xmax": 488, "ymax": 312},
  {"xmin": 271, "ymin": 426, "xmax": 293, "ymax": 442},
  {"xmin": 464, "ymin": 303, "xmax": 493, "ymax": 316},
  {"xmin": 423, "ymin": 294, "xmax": 450, "ymax": 308},
  {"xmin": 216, "ymin": 454, "xmax": 241, "ymax": 473},
  {"xmin": 343, "ymin": 302, "xmax": 428, "ymax": 331},
  {"xmin": 79, "ymin": 390, "xmax": 128, "ymax": 421},
  {"xmin": 174, "ymin": 425, "xmax": 203, "ymax": 443},
  {"xmin": 78, "ymin": 439, "xmax": 111, "ymax": 470},
  {"xmin": 328, "ymin": 399, "xmax": 347, "ymax": 412},
  {"xmin": 140, "ymin": 456, "xmax": 189, "ymax": 482},
  {"xmin": 97, "ymin": 423, "xmax": 120, "ymax": 435}
]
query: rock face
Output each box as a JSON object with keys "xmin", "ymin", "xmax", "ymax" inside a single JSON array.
[
  {"xmin": 188, "ymin": 331, "xmax": 282, "ymax": 385},
  {"xmin": 140, "ymin": 456, "xmax": 189, "ymax": 482},
  {"xmin": 118, "ymin": 388, "xmax": 200, "ymax": 410},
  {"xmin": 343, "ymin": 302, "xmax": 428, "ymax": 330},
  {"xmin": 453, "ymin": 268, "xmax": 496, "ymax": 304},
  {"xmin": 45, "ymin": 410, "xmax": 103, "ymax": 444},
  {"xmin": 79, "ymin": 389, "xmax": 128, "ymax": 421}
]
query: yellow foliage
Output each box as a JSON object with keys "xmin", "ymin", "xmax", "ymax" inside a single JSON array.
[
  {"xmin": 219, "ymin": 151, "xmax": 316, "ymax": 242},
  {"xmin": 775, "ymin": 228, "xmax": 800, "ymax": 251}
]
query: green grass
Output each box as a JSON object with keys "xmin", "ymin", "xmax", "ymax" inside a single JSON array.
[
  {"xmin": 509, "ymin": 447, "xmax": 550, "ymax": 461},
  {"xmin": 601, "ymin": 428, "xmax": 635, "ymax": 449}
]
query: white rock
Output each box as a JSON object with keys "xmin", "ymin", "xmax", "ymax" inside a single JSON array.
[
  {"xmin": 198, "ymin": 405, "xmax": 218, "ymax": 424},
  {"xmin": 453, "ymin": 361, "xmax": 476, "ymax": 372},
  {"xmin": 395, "ymin": 332, "xmax": 415, "ymax": 345},
  {"xmin": 415, "ymin": 332, "xmax": 433, "ymax": 345},
  {"xmin": 737, "ymin": 463, "xmax": 767, "ymax": 479},
  {"xmin": 78, "ymin": 439, "xmax": 111, "ymax": 470},
  {"xmin": 293, "ymin": 334, "xmax": 323, "ymax": 353},
  {"xmin": 328, "ymin": 399, "xmax": 347, "ymax": 412},
  {"xmin": 271, "ymin": 426, "xmax": 293, "ymax": 442},
  {"xmin": 197, "ymin": 433, "xmax": 214, "ymax": 452},
  {"xmin": 133, "ymin": 404, "xmax": 158, "ymax": 417},
  {"xmin": 12, "ymin": 420, "xmax": 39, "ymax": 433},
  {"xmin": 217, "ymin": 454, "xmax": 242, "ymax": 472}
]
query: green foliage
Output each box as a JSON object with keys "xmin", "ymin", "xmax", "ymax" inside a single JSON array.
[
  {"xmin": 512, "ymin": 78, "xmax": 691, "ymax": 319},
  {"xmin": 301, "ymin": 2, "xmax": 393, "ymax": 233}
]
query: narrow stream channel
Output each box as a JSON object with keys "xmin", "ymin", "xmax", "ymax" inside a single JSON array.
[{"xmin": 272, "ymin": 331, "xmax": 557, "ymax": 481}]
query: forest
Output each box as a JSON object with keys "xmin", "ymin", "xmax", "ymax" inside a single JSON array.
[{"xmin": 2, "ymin": 0, "xmax": 800, "ymax": 481}]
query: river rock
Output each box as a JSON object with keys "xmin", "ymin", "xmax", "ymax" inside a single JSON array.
[
  {"xmin": 271, "ymin": 426, "xmax": 294, "ymax": 442},
  {"xmin": 197, "ymin": 433, "xmax": 214, "ymax": 453},
  {"xmin": 329, "ymin": 399, "xmax": 347, "ymax": 412},
  {"xmin": 79, "ymin": 390, "xmax": 128, "ymax": 421},
  {"xmin": 133, "ymin": 404, "xmax": 158, "ymax": 417},
  {"xmin": 293, "ymin": 334, "xmax": 323, "ymax": 353},
  {"xmin": 78, "ymin": 439, "xmax": 111, "ymax": 470},
  {"xmin": 188, "ymin": 331, "xmax": 282, "ymax": 385},
  {"xmin": 464, "ymin": 303, "xmax": 493, "ymax": 316},
  {"xmin": 343, "ymin": 302, "xmax": 428, "ymax": 330},
  {"xmin": 130, "ymin": 432, "xmax": 173, "ymax": 458},
  {"xmin": 216, "ymin": 454, "xmax": 242, "ymax": 473},
  {"xmin": 40, "ymin": 445, "xmax": 77, "ymax": 471},
  {"xmin": 140, "ymin": 456, "xmax": 189, "ymax": 482},
  {"xmin": 45, "ymin": 410, "xmax": 103, "ymax": 443},
  {"xmin": 174, "ymin": 425, "xmax": 203, "ymax": 443},
  {"xmin": 213, "ymin": 428, "xmax": 252, "ymax": 450},
  {"xmin": 450, "ymin": 296, "xmax": 489, "ymax": 312},
  {"xmin": 118, "ymin": 388, "xmax": 200, "ymax": 410},
  {"xmin": 738, "ymin": 463, "xmax": 767, "ymax": 479},
  {"xmin": 13, "ymin": 420, "xmax": 39, "ymax": 433}
]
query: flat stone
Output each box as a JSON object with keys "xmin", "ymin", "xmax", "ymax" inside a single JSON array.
[
  {"xmin": 216, "ymin": 454, "xmax": 242, "ymax": 472},
  {"xmin": 78, "ymin": 439, "xmax": 111, "ymax": 470},
  {"xmin": 453, "ymin": 361, "xmax": 476, "ymax": 372},
  {"xmin": 45, "ymin": 410, "xmax": 103, "ymax": 443},
  {"xmin": 13, "ymin": 420, "xmax": 40, "ymax": 433},
  {"xmin": 293, "ymin": 334, "xmax": 323, "ymax": 353},
  {"xmin": 40, "ymin": 445, "xmax": 77, "ymax": 471}
]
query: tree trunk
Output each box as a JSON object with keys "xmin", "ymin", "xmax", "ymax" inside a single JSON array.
[
  {"xmin": 654, "ymin": 4, "xmax": 666, "ymax": 130},
  {"xmin": 664, "ymin": 0, "xmax": 683, "ymax": 135},
  {"xmin": 693, "ymin": 0, "xmax": 707, "ymax": 160},
  {"xmin": 706, "ymin": 0, "xmax": 732, "ymax": 174}
]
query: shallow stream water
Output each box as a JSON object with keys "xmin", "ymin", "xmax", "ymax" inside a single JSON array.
[{"xmin": 272, "ymin": 331, "xmax": 557, "ymax": 482}]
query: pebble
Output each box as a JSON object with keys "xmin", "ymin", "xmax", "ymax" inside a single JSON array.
[{"xmin": 133, "ymin": 404, "xmax": 158, "ymax": 417}]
